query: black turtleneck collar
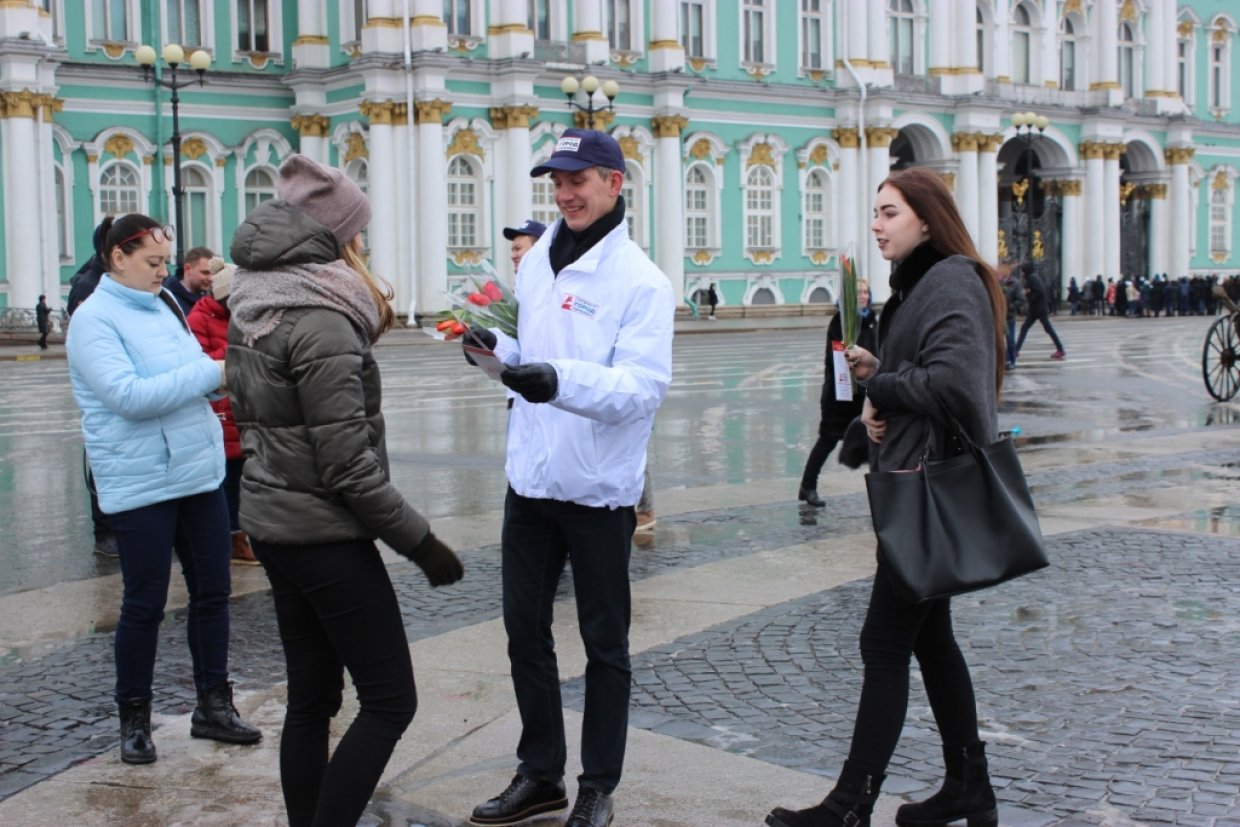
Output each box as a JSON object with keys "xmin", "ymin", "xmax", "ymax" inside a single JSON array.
[
  {"xmin": 879, "ymin": 242, "xmax": 948, "ymax": 345},
  {"xmin": 549, "ymin": 195, "xmax": 626, "ymax": 276}
]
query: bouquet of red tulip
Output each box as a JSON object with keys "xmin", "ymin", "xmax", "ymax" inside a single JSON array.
[{"xmin": 435, "ymin": 267, "xmax": 519, "ymax": 340}]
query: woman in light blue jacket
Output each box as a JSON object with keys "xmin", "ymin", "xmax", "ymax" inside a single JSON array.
[{"xmin": 67, "ymin": 213, "xmax": 261, "ymax": 765}]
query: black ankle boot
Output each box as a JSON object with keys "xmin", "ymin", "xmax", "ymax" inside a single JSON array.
[
  {"xmin": 895, "ymin": 741, "xmax": 997, "ymax": 827},
  {"xmin": 766, "ymin": 760, "xmax": 884, "ymax": 827},
  {"xmin": 798, "ymin": 487, "xmax": 826, "ymax": 507},
  {"xmin": 118, "ymin": 699, "xmax": 156, "ymax": 764},
  {"xmin": 190, "ymin": 682, "xmax": 262, "ymax": 745}
]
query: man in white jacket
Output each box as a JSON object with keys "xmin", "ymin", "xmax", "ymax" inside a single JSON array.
[{"xmin": 466, "ymin": 129, "xmax": 674, "ymax": 827}]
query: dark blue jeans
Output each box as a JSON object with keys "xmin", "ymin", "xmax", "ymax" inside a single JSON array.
[
  {"xmin": 251, "ymin": 538, "xmax": 416, "ymax": 827},
  {"xmin": 502, "ymin": 487, "xmax": 635, "ymax": 794},
  {"xmin": 108, "ymin": 488, "xmax": 232, "ymax": 703},
  {"xmin": 222, "ymin": 457, "xmax": 244, "ymax": 533}
]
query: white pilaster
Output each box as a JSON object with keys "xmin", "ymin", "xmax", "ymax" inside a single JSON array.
[
  {"xmin": 1161, "ymin": 0, "xmax": 1180, "ymax": 101},
  {"xmin": 954, "ymin": 132, "xmax": 980, "ymax": 243},
  {"xmin": 867, "ymin": 130, "xmax": 894, "ymax": 294},
  {"xmin": 1148, "ymin": 185, "xmax": 1169, "ymax": 278},
  {"xmin": 993, "ymin": 0, "xmax": 1011, "ymax": 82},
  {"xmin": 652, "ymin": 115, "xmax": 688, "ymax": 304},
  {"xmin": 409, "ymin": 0, "xmax": 448, "ymax": 52},
  {"xmin": 1083, "ymin": 146, "xmax": 1105, "ymax": 280},
  {"xmin": 38, "ymin": 108, "xmax": 58, "ymax": 305},
  {"xmin": 929, "ymin": 2, "xmax": 950, "ymax": 74},
  {"xmin": 978, "ymin": 136, "xmax": 1000, "ymax": 265},
  {"xmin": 648, "ymin": 0, "xmax": 684, "ymax": 72},
  {"xmin": 572, "ymin": 0, "xmax": 610, "ymax": 65},
  {"xmin": 2, "ymin": 107, "xmax": 41, "ymax": 309},
  {"xmin": 1144, "ymin": 0, "xmax": 1165, "ymax": 96},
  {"xmin": 490, "ymin": 105, "xmax": 536, "ymax": 282},
  {"xmin": 846, "ymin": 0, "xmax": 867, "ymax": 64},
  {"xmin": 1059, "ymin": 182, "xmax": 1082, "ymax": 293},
  {"xmin": 1040, "ymin": 0, "xmax": 1058, "ymax": 87},
  {"xmin": 416, "ymin": 100, "xmax": 451, "ymax": 316},
  {"xmin": 293, "ymin": 0, "xmax": 329, "ymax": 67},
  {"xmin": 866, "ymin": 0, "xmax": 886, "ymax": 67},
  {"xmin": 1103, "ymin": 145, "xmax": 1122, "ymax": 280},
  {"xmin": 362, "ymin": 105, "xmax": 399, "ymax": 299},
  {"xmin": 836, "ymin": 130, "xmax": 861, "ymax": 295},
  {"xmin": 392, "ymin": 112, "xmax": 412, "ymax": 313},
  {"xmin": 489, "ymin": 0, "xmax": 535, "ymax": 60},
  {"xmin": 1168, "ymin": 148, "xmax": 1193, "ymax": 279},
  {"xmin": 1091, "ymin": 0, "xmax": 1121, "ymax": 104}
]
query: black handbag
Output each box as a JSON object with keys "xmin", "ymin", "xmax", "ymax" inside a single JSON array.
[{"xmin": 864, "ymin": 387, "xmax": 1048, "ymax": 603}]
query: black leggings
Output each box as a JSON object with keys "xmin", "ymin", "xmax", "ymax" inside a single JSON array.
[
  {"xmin": 800, "ymin": 435, "xmax": 838, "ymax": 491},
  {"xmin": 846, "ymin": 561, "xmax": 980, "ymax": 772},
  {"xmin": 252, "ymin": 538, "xmax": 417, "ymax": 827}
]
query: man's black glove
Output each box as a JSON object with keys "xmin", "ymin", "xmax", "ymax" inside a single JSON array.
[
  {"xmin": 462, "ymin": 325, "xmax": 497, "ymax": 366},
  {"xmin": 400, "ymin": 531, "xmax": 464, "ymax": 587},
  {"xmin": 501, "ymin": 363, "xmax": 558, "ymax": 403}
]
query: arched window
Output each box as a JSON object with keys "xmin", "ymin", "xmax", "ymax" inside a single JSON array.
[
  {"xmin": 976, "ymin": 7, "xmax": 986, "ymax": 74},
  {"xmin": 1061, "ymin": 17, "xmax": 1079, "ymax": 91},
  {"xmin": 1210, "ymin": 181, "xmax": 1232, "ymax": 259},
  {"xmin": 606, "ymin": 0, "xmax": 632, "ymax": 51},
  {"xmin": 182, "ymin": 165, "xmax": 211, "ymax": 249},
  {"xmin": 447, "ymin": 156, "xmax": 480, "ymax": 249},
  {"xmin": 345, "ymin": 159, "xmax": 369, "ymax": 249},
  {"xmin": 445, "ymin": 0, "xmax": 471, "ymax": 36},
  {"xmin": 803, "ymin": 168, "xmax": 829, "ymax": 251},
  {"xmin": 99, "ymin": 163, "xmax": 141, "ymax": 216},
  {"xmin": 889, "ymin": 0, "xmax": 915, "ymax": 74},
  {"xmin": 1011, "ymin": 3, "xmax": 1033, "ymax": 85},
  {"xmin": 532, "ymin": 176, "xmax": 557, "ymax": 229},
  {"xmin": 622, "ymin": 163, "xmax": 646, "ymax": 250},
  {"xmin": 1178, "ymin": 21, "xmax": 1195, "ymax": 105},
  {"xmin": 745, "ymin": 166, "xmax": 775, "ymax": 250},
  {"xmin": 244, "ymin": 167, "xmax": 277, "ymax": 214},
  {"xmin": 1118, "ymin": 22, "xmax": 1137, "ymax": 99},
  {"xmin": 529, "ymin": 0, "xmax": 552, "ymax": 41},
  {"xmin": 685, "ymin": 165, "xmax": 711, "ymax": 250},
  {"xmin": 1208, "ymin": 22, "xmax": 1232, "ymax": 114},
  {"xmin": 55, "ymin": 165, "xmax": 70, "ymax": 260}
]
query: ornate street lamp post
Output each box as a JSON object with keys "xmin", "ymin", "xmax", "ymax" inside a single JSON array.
[
  {"xmin": 134, "ymin": 43, "xmax": 210, "ymax": 277},
  {"xmin": 1010, "ymin": 111, "xmax": 1049, "ymax": 265},
  {"xmin": 559, "ymin": 74, "xmax": 620, "ymax": 129}
]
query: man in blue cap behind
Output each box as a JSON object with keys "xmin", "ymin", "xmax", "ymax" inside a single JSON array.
[
  {"xmin": 462, "ymin": 128, "xmax": 674, "ymax": 827},
  {"xmin": 502, "ymin": 218, "xmax": 546, "ymax": 273}
]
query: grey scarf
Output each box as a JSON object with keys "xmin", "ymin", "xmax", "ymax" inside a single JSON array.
[{"xmin": 229, "ymin": 260, "xmax": 380, "ymax": 347}]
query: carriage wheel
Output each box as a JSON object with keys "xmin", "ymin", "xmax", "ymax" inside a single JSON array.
[{"xmin": 1203, "ymin": 315, "xmax": 1240, "ymax": 401}]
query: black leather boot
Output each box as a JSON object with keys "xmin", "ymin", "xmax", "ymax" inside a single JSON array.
[
  {"xmin": 766, "ymin": 760, "xmax": 884, "ymax": 827},
  {"xmin": 118, "ymin": 699, "xmax": 156, "ymax": 764},
  {"xmin": 190, "ymin": 682, "xmax": 262, "ymax": 744},
  {"xmin": 895, "ymin": 741, "xmax": 997, "ymax": 827},
  {"xmin": 469, "ymin": 774, "xmax": 568, "ymax": 826},
  {"xmin": 798, "ymin": 487, "xmax": 826, "ymax": 507}
]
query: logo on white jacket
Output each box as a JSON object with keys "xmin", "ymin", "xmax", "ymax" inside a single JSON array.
[{"xmin": 561, "ymin": 294, "xmax": 599, "ymax": 319}]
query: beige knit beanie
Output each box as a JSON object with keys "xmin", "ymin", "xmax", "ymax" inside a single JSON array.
[
  {"xmin": 209, "ymin": 257, "xmax": 234, "ymax": 300},
  {"xmin": 276, "ymin": 154, "xmax": 371, "ymax": 246}
]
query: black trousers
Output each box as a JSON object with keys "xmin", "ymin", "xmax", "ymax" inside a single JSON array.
[
  {"xmin": 845, "ymin": 561, "xmax": 981, "ymax": 774},
  {"xmin": 502, "ymin": 487, "xmax": 635, "ymax": 794},
  {"xmin": 252, "ymin": 538, "xmax": 417, "ymax": 827},
  {"xmin": 1015, "ymin": 311, "xmax": 1064, "ymax": 354}
]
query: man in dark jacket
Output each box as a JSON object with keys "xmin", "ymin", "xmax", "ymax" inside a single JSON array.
[
  {"xmin": 35, "ymin": 294, "xmax": 51, "ymax": 350},
  {"xmin": 163, "ymin": 246, "xmax": 216, "ymax": 315},
  {"xmin": 1013, "ymin": 262, "xmax": 1065, "ymax": 361},
  {"xmin": 67, "ymin": 219, "xmax": 110, "ymax": 316}
]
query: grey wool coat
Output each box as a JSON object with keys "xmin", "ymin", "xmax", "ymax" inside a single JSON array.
[{"xmin": 863, "ymin": 251, "xmax": 999, "ymax": 473}]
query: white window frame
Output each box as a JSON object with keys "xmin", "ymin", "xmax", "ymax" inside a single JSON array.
[
  {"xmin": 447, "ymin": 155, "xmax": 484, "ymax": 251},
  {"xmin": 605, "ymin": 0, "xmax": 642, "ymax": 53},
  {"xmin": 679, "ymin": 0, "xmax": 716, "ymax": 64},
  {"xmin": 528, "ymin": 0, "xmax": 567, "ymax": 43},
  {"xmin": 1061, "ymin": 13, "xmax": 1083, "ymax": 92},
  {"xmin": 739, "ymin": 134, "xmax": 787, "ymax": 264},
  {"xmin": 745, "ymin": 166, "xmax": 775, "ymax": 253},
  {"xmin": 1010, "ymin": 2, "xmax": 1034, "ymax": 86},
  {"xmin": 1207, "ymin": 19, "xmax": 1233, "ymax": 117},
  {"xmin": 976, "ymin": 4, "xmax": 991, "ymax": 75},
  {"xmin": 243, "ymin": 166, "xmax": 278, "ymax": 215},
  {"xmin": 1209, "ymin": 170, "xmax": 1235, "ymax": 262},
  {"xmin": 340, "ymin": 0, "xmax": 367, "ymax": 55},
  {"xmin": 798, "ymin": 0, "xmax": 828, "ymax": 73},
  {"xmin": 86, "ymin": 0, "xmax": 139, "ymax": 47},
  {"xmin": 622, "ymin": 162, "xmax": 648, "ymax": 251},
  {"xmin": 54, "ymin": 164, "xmax": 71, "ymax": 262},
  {"xmin": 163, "ymin": 0, "xmax": 214, "ymax": 51},
  {"xmin": 683, "ymin": 163, "xmax": 716, "ymax": 252},
  {"xmin": 739, "ymin": 0, "xmax": 774, "ymax": 73},
  {"xmin": 98, "ymin": 161, "xmax": 143, "ymax": 217},
  {"xmin": 1118, "ymin": 20, "xmax": 1139, "ymax": 100},
  {"xmin": 802, "ymin": 168, "xmax": 831, "ymax": 255},
  {"xmin": 179, "ymin": 162, "xmax": 215, "ymax": 252},
  {"xmin": 1178, "ymin": 23, "xmax": 1196, "ymax": 106},
  {"xmin": 231, "ymin": 0, "xmax": 283, "ymax": 62}
]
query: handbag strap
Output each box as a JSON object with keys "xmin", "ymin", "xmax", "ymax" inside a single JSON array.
[{"xmin": 922, "ymin": 382, "xmax": 983, "ymax": 456}]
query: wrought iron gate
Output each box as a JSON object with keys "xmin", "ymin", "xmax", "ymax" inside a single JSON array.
[
  {"xmin": 998, "ymin": 188, "xmax": 1062, "ymax": 298},
  {"xmin": 1120, "ymin": 192, "xmax": 1150, "ymax": 280}
]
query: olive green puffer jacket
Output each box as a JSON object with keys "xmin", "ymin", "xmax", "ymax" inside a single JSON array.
[{"xmin": 225, "ymin": 202, "xmax": 429, "ymax": 552}]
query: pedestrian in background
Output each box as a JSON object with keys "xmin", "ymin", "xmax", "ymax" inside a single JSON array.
[
  {"xmin": 459, "ymin": 129, "xmax": 674, "ymax": 827},
  {"xmin": 35, "ymin": 294, "xmax": 51, "ymax": 350},
  {"xmin": 163, "ymin": 246, "xmax": 215, "ymax": 316},
  {"xmin": 768, "ymin": 167, "xmax": 1005, "ymax": 827},
  {"xmin": 798, "ymin": 279, "xmax": 875, "ymax": 507},
  {"xmin": 707, "ymin": 282, "xmax": 719, "ymax": 320},
  {"xmin": 66, "ymin": 213, "xmax": 261, "ymax": 766},
  {"xmin": 1000, "ymin": 264, "xmax": 1025, "ymax": 371},
  {"xmin": 503, "ymin": 218, "xmax": 546, "ymax": 273},
  {"xmin": 67, "ymin": 219, "xmax": 117, "ymax": 557},
  {"xmin": 187, "ymin": 258, "xmax": 258, "ymax": 566},
  {"xmin": 226, "ymin": 154, "xmax": 463, "ymax": 827},
  {"xmin": 1013, "ymin": 261, "xmax": 1065, "ymax": 361}
]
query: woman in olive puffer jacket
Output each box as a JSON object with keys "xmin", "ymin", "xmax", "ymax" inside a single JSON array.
[{"xmin": 225, "ymin": 155, "xmax": 463, "ymax": 827}]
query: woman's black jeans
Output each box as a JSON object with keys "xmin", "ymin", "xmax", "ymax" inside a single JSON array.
[
  {"xmin": 251, "ymin": 538, "xmax": 416, "ymax": 827},
  {"xmin": 845, "ymin": 561, "xmax": 981, "ymax": 773},
  {"xmin": 108, "ymin": 488, "xmax": 232, "ymax": 703}
]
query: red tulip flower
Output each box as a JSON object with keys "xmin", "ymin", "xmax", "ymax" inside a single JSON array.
[
  {"xmin": 482, "ymin": 281, "xmax": 504, "ymax": 303},
  {"xmin": 467, "ymin": 292, "xmax": 491, "ymax": 307}
]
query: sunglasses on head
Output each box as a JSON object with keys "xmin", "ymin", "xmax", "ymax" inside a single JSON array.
[{"xmin": 114, "ymin": 224, "xmax": 176, "ymax": 249}]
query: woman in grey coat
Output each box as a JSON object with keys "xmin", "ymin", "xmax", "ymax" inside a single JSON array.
[{"xmin": 767, "ymin": 168, "xmax": 1007, "ymax": 827}]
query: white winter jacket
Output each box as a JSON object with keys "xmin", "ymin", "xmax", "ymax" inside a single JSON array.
[{"xmin": 492, "ymin": 219, "xmax": 674, "ymax": 508}]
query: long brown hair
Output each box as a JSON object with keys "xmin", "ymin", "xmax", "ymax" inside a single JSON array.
[
  {"xmin": 878, "ymin": 168, "xmax": 1006, "ymax": 393},
  {"xmin": 342, "ymin": 236, "xmax": 396, "ymax": 337}
]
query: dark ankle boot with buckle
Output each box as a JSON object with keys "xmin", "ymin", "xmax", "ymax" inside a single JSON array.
[
  {"xmin": 895, "ymin": 741, "xmax": 997, "ymax": 827},
  {"xmin": 118, "ymin": 698, "xmax": 156, "ymax": 764},
  {"xmin": 190, "ymin": 682, "xmax": 262, "ymax": 744},
  {"xmin": 767, "ymin": 759, "xmax": 884, "ymax": 827},
  {"xmin": 469, "ymin": 773, "xmax": 568, "ymax": 826}
]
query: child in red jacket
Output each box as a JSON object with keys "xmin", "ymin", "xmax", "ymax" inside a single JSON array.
[{"xmin": 188, "ymin": 259, "xmax": 259, "ymax": 565}]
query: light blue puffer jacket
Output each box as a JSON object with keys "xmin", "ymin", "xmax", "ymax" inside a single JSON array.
[{"xmin": 67, "ymin": 275, "xmax": 225, "ymax": 514}]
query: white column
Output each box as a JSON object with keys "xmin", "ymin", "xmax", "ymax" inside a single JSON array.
[
  {"xmin": 38, "ymin": 103, "xmax": 58, "ymax": 305},
  {"xmin": 1144, "ymin": 0, "xmax": 1164, "ymax": 95},
  {"xmin": 993, "ymin": 0, "xmax": 1011, "ymax": 81},
  {"xmin": 1059, "ymin": 182, "xmax": 1082, "ymax": 293},
  {"xmin": 846, "ymin": 0, "xmax": 867, "ymax": 64},
  {"xmin": 1103, "ymin": 144, "xmax": 1122, "ymax": 280},
  {"xmin": 954, "ymin": 132, "xmax": 980, "ymax": 243},
  {"xmin": 416, "ymin": 99, "xmax": 451, "ymax": 317},
  {"xmin": 866, "ymin": 0, "xmax": 886, "ymax": 67},
  {"xmin": 648, "ymin": 0, "xmax": 684, "ymax": 72},
  {"xmin": 2, "ymin": 98, "xmax": 42, "ymax": 310},
  {"xmin": 929, "ymin": 2, "xmax": 950, "ymax": 73},
  {"xmin": 361, "ymin": 102, "xmax": 399, "ymax": 298},
  {"xmin": 866, "ymin": 128, "xmax": 894, "ymax": 291},
  {"xmin": 836, "ymin": 129, "xmax": 861, "ymax": 293},
  {"xmin": 488, "ymin": 0, "xmax": 534, "ymax": 60},
  {"xmin": 977, "ymin": 135, "xmax": 999, "ymax": 264},
  {"xmin": 1039, "ymin": 0, "xmax": 1058, "ymax": 87},
  {"xmin": 652, "ymin": 116, "xmax": 687, "ymax": 303},
  {"xmin": 572, "ymin": 0, "xmax": 609, "ymax": 64},
  {"xmin": 1092, "ymin": 0, "xmax": 1118, "ymax": 88},
  {"xmin": 293, "ymin": 0, "xmax": 329, "ymax": 67},
  {"xmin": 954, "ymin": 0, "xmax": 977, "ymax": 72},
  {"xmin": 293, "ymin": 115, "xmax": 330, "ymax": 167},
  {"xmin": 1148, "ymin": 184, "xmax": 1169, "ymax": 278},
  {"xmin": 1083, "ymin": 144, "xmax": 1105, "ymax": 280},
  {"xmin": 1161, "ymin": 0, "xmax": 1179, "ymax": 98},
  {"xmin": 1168, "ymin": 149, "xmax": 1193, "ymax": 279},
  {"xmin": 491, "ymin": 105, "xmax": 536, "ymax": 282},
  {"xmin": 392, "ymin": 110, "xmax": 412, "ymax": 314},
  {"xmin": 409, "ymin": 0, "xmax": 448, "ymax": 52}
]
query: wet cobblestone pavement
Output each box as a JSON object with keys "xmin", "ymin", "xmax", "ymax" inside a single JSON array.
[{"xmin": 5, "ymin": 443, "xmax": 1240, "ymax": 821}]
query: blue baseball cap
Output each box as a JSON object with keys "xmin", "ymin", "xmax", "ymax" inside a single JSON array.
[
  {"xmin": 502, "ymin": 219, "xmax": 547, "ymax": 240},
  {"xmin": 530, "ymin": 128, "xmax": 625, "ymax": 177}
]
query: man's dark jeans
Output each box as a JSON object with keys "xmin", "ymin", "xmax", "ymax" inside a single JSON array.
[
  {"xmin": 251, "ymin": 538, "xmax": 416, "ymax": 827},
  {"xmin": 502, "ymin": 487, "xmax": 635, "ymax": 795},
  {"xmin": 108, "ymin": 488, "xmax": 232, "ymax": 703}
]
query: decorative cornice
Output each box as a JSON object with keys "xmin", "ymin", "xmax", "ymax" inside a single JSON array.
[
  {"xmin": 181, "ymin": 137, "xmax": 208, "ymax": 160},
  {"xmin": 865, "ymin": 126, "xmax": 899, "ymax": 148},
  {"xmin": 951, "ymin": 131, "xmax": 981, "ymax": 153},
  {"xmin": 34, "ymin": 93, "xmax": 62, "ymax": 123},
  {"xmin": 978, "ymin": 134, "xmax": 1005, "ymax": 153},
  {"xmin": 415, "ymin": 99, "xmax": 453, "ymax": 125},
  {"xmin": 293, "ymin": 35, "xmax": 330, "ymax": 46},
  {"xmin": 833, "ymin": 127, "xmax": 859, "ymax": 149},
  {"xmin": 0, "ymin": 89, "xmax": 38, "ymax": 119},
  {"xmin": 1144, "ymin": 183, "xmax": 1168, "ymax": 199},
  {"xmin": 1102, "ymin": 142, "xmax": 1125, "ymax": 161},
  {"xmin": 446, "ymin": 127, "xmax": 484, "ymax": 159},
  {"xmin": 1080, "ymin": 141, "xmax": 1105, "ymax": 160},
  {"xmin": 291, "ymin": 113, "xmax": 331, "ymax": 137},
  {"xmin": 651, "ymin": 114, "xmax": 689, "ymax": 138},
  {"xmin": 488, "ymin": 104, "xmax": 538, "ymax": 130},
  {"xmin": 1165, "ymin": 146, "xmax": 1195, "ymax": 164},
  {"xmin": 104, "ymin": 134, "xmax": 134, "ymax": 159},
  {"xmin": 572, "ymin": 109, "xmax": 614, "ymax": 130}
]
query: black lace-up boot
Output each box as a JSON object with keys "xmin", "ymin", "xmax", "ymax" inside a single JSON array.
[{"xmin": 118, "ymin": 698, "xmax": 156, "ymax": 764}]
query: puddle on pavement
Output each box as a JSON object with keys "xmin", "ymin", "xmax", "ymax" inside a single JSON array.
[{"xmin": 1136, "ymin": 506, "xmax": 1240, "ymax": 537}]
